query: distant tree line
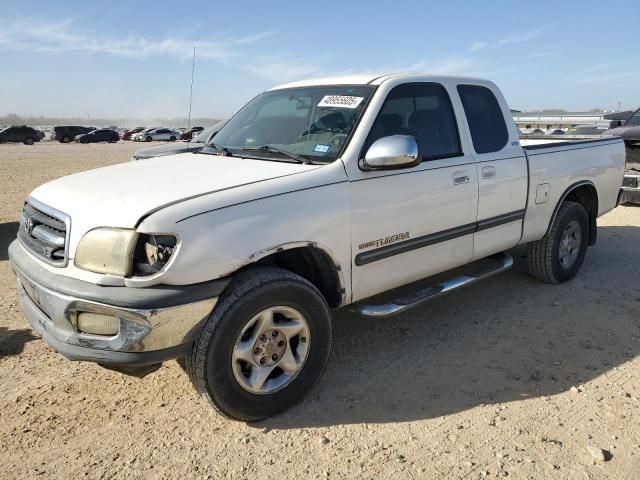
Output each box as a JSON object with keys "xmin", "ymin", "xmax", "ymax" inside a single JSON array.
[{"xmin": 0, "ymin": 113, "xmax": 221, "ymax": 128}]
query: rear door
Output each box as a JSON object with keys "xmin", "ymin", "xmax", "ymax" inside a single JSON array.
[
  {"xmin": 349, "ymin": 82, "xmax": 478, "ymax": 301},
  {"xmin": 457, "ymin": 84, "xmax": 528, "ymax": 260}
]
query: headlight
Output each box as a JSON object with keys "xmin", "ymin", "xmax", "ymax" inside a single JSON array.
[
  {"xmin": 75, "ymin": 228, "xmax": 137, "ymax": 276},
  {"xmin": 132, "ymin": 234, "xmax": 177, "ymax": 276}
]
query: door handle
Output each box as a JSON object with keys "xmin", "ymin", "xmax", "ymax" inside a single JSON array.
[
  {"xmin": 482, "ymin": 166, "xmax": 496, "ymax": 179},
  {"xmin": 453, "ymin": 171, "xmax": 470, "ymax": 185}
]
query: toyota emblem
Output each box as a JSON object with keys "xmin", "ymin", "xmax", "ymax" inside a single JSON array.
[{"xmin": 24, "ymin": 217, "xmax": 34, "ymax": 236}]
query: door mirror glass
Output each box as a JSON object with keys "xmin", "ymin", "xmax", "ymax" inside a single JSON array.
[{"xmin": 362, "ymin": 135, "xmax": 419, "ymax": 170}]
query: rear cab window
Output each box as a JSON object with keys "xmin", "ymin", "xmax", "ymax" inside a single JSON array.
[
  {"xmin": 457, "ymin": 84, "xmax": 508, "ymax": 154},
  {"xmin": 364, "ymin": 82, "xmax": 462, "ymax": 161}
]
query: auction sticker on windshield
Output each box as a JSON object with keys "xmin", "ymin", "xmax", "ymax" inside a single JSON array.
[
  {"xmin": 313, "ymin": 144, "xmax": 331, "ymax": 153},
  {"xmin": 317, "ymin": 95, "xmax": 364, "ymax": 109}
]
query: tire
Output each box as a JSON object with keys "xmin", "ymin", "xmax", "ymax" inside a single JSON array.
[
  {"xmin": 186, "ymin": 267, "xmax": 332, "ymax": 421},
  {"xmin": 527, "ymin": 201, "xmax": 589, "ymax": 284},
  {"xmin": 169, "ymin": 136, "xmax": 176, "ymax": 141},
  {"xmin": 24, "ymin": 137, "xmax": 34, "ymax": 145},
  {"xmin": 62, "ymin": 136, "xmax": 71, "ymax": 143},
  {"xmin": 145, "ymin": 136, "xmax": 152, "ymax": 142}
]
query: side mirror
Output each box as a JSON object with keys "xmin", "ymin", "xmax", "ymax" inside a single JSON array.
[{"xmin": 362, "ymin": 135, "xmax": 420, "ymax": 170}]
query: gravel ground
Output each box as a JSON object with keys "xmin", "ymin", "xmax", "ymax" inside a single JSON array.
[{"xmin": 1, "ymin": 142, "xmax": 639, "ymax": 479}]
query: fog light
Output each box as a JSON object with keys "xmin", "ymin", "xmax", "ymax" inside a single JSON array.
[{"xmin": 77, "ymin": 312, "xmax": 119, "ymax": 336}]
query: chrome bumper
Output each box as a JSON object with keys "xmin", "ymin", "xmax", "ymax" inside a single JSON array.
[{"xmin": 9, "ymin": 240, "xmax": 222, "ymax": 366}]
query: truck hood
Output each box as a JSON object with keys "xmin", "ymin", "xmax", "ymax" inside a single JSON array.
[
  {"xmin": 132, "ymin": 142, "xmax": 204, "ymax": 160},
  {"xmin": 30, "ymin": 152, "xmax": 317, "ymax": 237}
]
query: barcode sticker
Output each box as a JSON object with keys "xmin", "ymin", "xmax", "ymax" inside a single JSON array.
[{"xmin": 317, "ymin": 95, "xmax": 364, "ymax": 109}]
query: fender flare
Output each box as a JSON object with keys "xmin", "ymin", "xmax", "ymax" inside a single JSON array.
[
  {"xmin": 545, "ymin": 180, "xmax": 598, "ymax": 244},
  {"xmin": 245, "ymin": 240, "xmax": 347, "ymax": 305}
]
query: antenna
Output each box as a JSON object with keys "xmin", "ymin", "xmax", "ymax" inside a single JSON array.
[{"xmin": 187, "ymin": 46, "xmax": 196, "ymax": 131}]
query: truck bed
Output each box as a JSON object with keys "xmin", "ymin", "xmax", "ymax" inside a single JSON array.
[{"xmin": 517, "ymin": 135, "xmax": 626, "ymax": 244}]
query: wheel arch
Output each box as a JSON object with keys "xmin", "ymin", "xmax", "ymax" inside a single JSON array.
[
  {"xmin": 547, "ymin": 181, "xmax": 599, "ymax": 246},
  {"xmin": 235, "ymin": 242, "xmax": 346, "ymax": 308}
]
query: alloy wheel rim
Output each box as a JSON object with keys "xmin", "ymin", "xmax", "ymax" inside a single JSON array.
[
  {"xmin": 232, "ymin": 306, "xmax": 310, "ymax": 394},
  {"xmin": 558, "ymin": 220, "xmax": 581, "ymax": 268}
]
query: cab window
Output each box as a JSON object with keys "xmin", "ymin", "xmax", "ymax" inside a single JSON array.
[
  {"xmin": 457, "ymin": 84, "xmax": 509, "ymax": 154},
  {"xmin": 364, "ymin": 83, "xmax": 462, "ymax": 161}
]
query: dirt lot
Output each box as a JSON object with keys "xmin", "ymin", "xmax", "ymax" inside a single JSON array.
[{"xmin": 0, "ymin": 142, "xmax": 639, "ymax": 479}]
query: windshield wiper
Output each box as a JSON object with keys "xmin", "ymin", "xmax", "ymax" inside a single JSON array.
[
  {"xmin": 206, "ymin": 142, "xmax": 234, "ymax": 156},
  {"xmin": 242, "ymin": 145, "xmax": 311, "ymax": 164}
]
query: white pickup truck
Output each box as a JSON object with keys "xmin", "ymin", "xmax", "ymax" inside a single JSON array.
[{"xmin": 10, "ymin": 74, "xmax": 625, "ymax": 421}]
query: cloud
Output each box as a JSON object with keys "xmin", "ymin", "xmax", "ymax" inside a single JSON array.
[
  {"xmin": 467, "ymin": 25, "xmax": 554, "ymax": 54},
  {"xmin": 470, "ymin": 41, "xmax": 487, "ymax": 53},
  {"xmin": 244, "ymin": 55, "xmax": 325, "ymax": 82},
  {"xmin": 497, "ymin": 24, "xmax": 553, "ymax": 46},
  {"xmin": 0, "ymin": 17, "xmax": 271, "ymax": 61},
  {"xmin": 0, "ymin": 16, "xmax": 333, "ymax": 83},
  {"xmin": 573, "ymin": 63, "xmax": 640, "ymax": 86},
  {"xmin": 522, "ymin": 50, "xmax": 558, "ymax": 60}
]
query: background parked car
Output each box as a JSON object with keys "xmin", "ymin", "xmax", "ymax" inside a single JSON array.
[
  {"xmin": 121, "ymin": 127, "xmax": 145, "ymax": 140},
  {"xmin": 565, "ymin": 124, "xmax": 611, "ymax": 136},
  {"xmin": 0, "ymin": 125, "xmax": 43, "ymax": 145},
  {"xmin": 53, "ymin": 126, "xmax": 96, "ymax": 143},
  {"xmin": 132, "ymin": 127, "xmax": 159, "ymax": 142},
  {"xmin": 520, "ymin": 128, "xmax": 546, "ymax": 136},
  {"xmin": 180, "ymin": 126, "xmax": 204, "ymax": 140},
  {"xmin": 75, "ymin": 129, "xmax": 119, "ymax": 143},
  {"xmin": 138, "ymin": 128, "xmax": 182, "ymax": 142},
  {"xmin": 545, "ymin": 128, "xmax": 566, "ymax": 135},
  {"xmin": 131, "ymin": 120, "xmax": 228, "ymax": 161}
]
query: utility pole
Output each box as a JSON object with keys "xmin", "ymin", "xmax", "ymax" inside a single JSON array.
[{"xmin": 187, "ymin": 46, "xmax": 196, "ymax": 131}]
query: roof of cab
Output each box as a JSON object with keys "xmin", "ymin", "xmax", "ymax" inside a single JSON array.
[
  {"xmin": 269, "ymin": 73, "xmax": 490, "ymax": 90},
  {"xmin": 269, "ymin": 74, "xmax": 405, "ymax": 90}
]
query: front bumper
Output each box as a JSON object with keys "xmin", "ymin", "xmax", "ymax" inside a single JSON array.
[{"xmin": 9, "ymin": 240, "xmax": 229, "ymax": 366}]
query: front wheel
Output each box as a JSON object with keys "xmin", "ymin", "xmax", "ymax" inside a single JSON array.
[
  {"xmin": 527, "ymin": 201, "xmax": 589, "ymax": 283},
  {"xmin": 24, "ymin": 137, "xmax": 34, "ymax": 145},
  {"xmin": 145, "ymin": 136, "xmax": 152, "ymax": 142},
  {"xmin": 186, "ymin": 268, "xmax": 332, "ymax": 421}
]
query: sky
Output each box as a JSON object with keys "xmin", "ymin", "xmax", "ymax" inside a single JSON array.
[{"xmin": 1, "ymin": 0, "xmax": 638, "ymax": 119}]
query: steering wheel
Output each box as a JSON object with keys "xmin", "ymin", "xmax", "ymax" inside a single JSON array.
[{"xmin": 302, "ymin": 112, "xmax": 348, "ymax": 136}]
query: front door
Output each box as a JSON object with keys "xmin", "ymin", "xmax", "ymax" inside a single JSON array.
[{"xmin": 348, "ymin": 82, "xmax": 478, "ymax": 302}]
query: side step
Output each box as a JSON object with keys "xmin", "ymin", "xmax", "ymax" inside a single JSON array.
[{"xmin": 352, "ymin": 252, "xmax": 513, "ymax": 318}]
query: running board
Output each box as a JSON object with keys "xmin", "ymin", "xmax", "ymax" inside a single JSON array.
[{"xmin": 352, "ymin": 252, "xmax": 513, "ymax": 318}]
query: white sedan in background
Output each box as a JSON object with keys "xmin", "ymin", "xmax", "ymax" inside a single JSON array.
[{"xmin": 134, "ymin": 128, "xmax": 182, "ymax": 142}]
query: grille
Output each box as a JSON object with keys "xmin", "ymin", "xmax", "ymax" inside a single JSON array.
[{"xmin": 18, "ymin": 200, "xmax": 70, "ymax": 266}]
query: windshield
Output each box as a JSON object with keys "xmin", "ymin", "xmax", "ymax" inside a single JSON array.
[
  {"xmin": 208, "ymin": 85, "xmax": 374, "ymax": 162},
  {"xmin": 626, "ymin": 109, "xmax": 640, "ymax": 127}
]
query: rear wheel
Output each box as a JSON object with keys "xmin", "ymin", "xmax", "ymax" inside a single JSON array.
[
  {"xmin": 169, "ymin": 136, "xmax": 176, "ymax": 141},
  {"xmin": 23, "ymin": 137, "xmax": 34, "ymax": 145},
  {"xmin": 145, "ymin": 136, "xmax": 152, "ymax": 142},
  {"xmin": 527, "ymin": 201, "xmax": 589, "ymax": 283},
  {"xmin": 186, "ymin": 268, "xmax": 332, "ymax": 421},
  {"xmin": 61, "ymin": 136, "xmax": 71, "ymax": 143}
]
